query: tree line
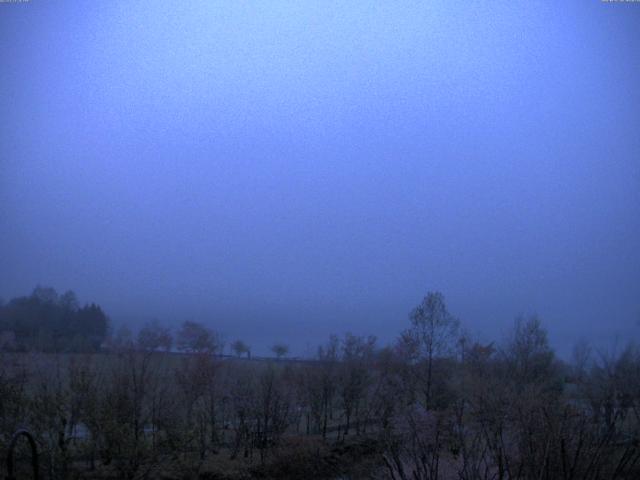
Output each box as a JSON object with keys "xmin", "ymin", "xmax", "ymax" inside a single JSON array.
[
  {"xmin": 0, "ymin": 291, "xmax": 638, "ymax": 479},
  {"xmin": 0, "ymin": 286, "xmax": 109, "ymax": 353}
]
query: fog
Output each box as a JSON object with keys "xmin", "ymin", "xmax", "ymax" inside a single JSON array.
[{"xmin": 1, "ymin": 1, "xmax": 639, "ymax": 356}]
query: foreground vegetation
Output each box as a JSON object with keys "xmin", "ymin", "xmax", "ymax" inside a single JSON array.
[{"xmin": 1, "ymin": 291, "xmax": 639, "ymax": 479}]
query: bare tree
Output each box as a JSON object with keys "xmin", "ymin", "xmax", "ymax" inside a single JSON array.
[
  {"xmin": 176, "ymin": 320, "xmax": 219, "ymax": 354},
  {"xmin": 504, "ymin": 315, "xmax": 556, "ymax": 386},
  {"xmin": 137, "ymin": 320, "xmax": 173, "ymax": 352},
  {"xmin": 175, "ymin": 350, "xmax": 222, "ymax": 463},
  {"xmin": 338, "ymin": 333, "xmax": 376, "ymax": 436},
  {"xmin": 271, "ymin": 343, "xmax": 289, "ymax": 360},
  {"xmin": 0, "ymin": 351, "xmax": 28, "ymax": 461},
  {"xmin": 317, "ymin": 335, "xmax": 339, "ymax": 439},
  {"xmin": 252, "ymin": 365, "xmax": 294, "ymax": 464},
  {"xmin": 399, "ymin": 291, "xmax": 459, "ymax": 409}
]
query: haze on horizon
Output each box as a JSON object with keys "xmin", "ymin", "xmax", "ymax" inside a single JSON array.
[{"xmin": 1, "ymin": 1, "xmax": 639, "ymax": 356}]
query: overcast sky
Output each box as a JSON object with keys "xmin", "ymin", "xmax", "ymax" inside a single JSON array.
[{"xmin": 1, "ymin": 1, "xmax": 639, "ymax": 356}]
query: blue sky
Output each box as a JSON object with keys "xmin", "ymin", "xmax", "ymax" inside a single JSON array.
[{"xmin": 1, "ymin": 1, "xmax": 639, "ymax": 355}]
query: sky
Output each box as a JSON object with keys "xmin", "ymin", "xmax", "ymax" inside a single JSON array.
[{"xmin": 1, "ymin": 1, "xmax": 639, "ymax": 356}]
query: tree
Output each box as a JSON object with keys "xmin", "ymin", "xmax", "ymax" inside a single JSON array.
[
  {"xmin": 176, "ymin": 320, "xmax": 218, "ymax": 354},
  {"xmin": 111, "ymin": 325, "xmax": 134, "ymax": 350},
  {"xmin": 399, "ymin": 291, "xmax": 459, "ymax": 409},
  {"xmin": 59, "ymin": 290, "xmax": 79, "ymax": 311},
  {"xmin": 504, "ymin": 315, "xmax": 556, "ymax": 386},
  {"xmin": 0, "ymin": 287, "xmax": 109, "ymax": 352},
  {"xmin": 32, "ymin": 285, "xmax": 59, "ymax": 304},
  {"xmin": 231, "ymin": 339, "xmax": 250, "ymax": 358},
  {"xmin": 316, "ymin": 335, "xmax": 339, "ymax": 439},
  {"xmin": 74, "ymin": 303, "xmax": 109, "ymax": 348},
  {"xmin": 175, "ymin": 350, "xmax": 222, "ymax": 462},
  {"xmin": 252, "ymin": 365, "xmax": 293, "ymax": 464},
  {"xmin": 271, "ymin": 343, "xmax": 289, "ymax": 360},
  {"xmin": 338, "ymin": 333, "xmax": 376, "ymax": 435},
  {"xmin": 137, "ymin": 320, "xmax": 173, "ymax": 352}
]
